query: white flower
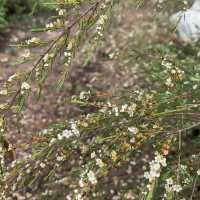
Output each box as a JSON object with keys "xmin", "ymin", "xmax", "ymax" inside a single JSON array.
[
  {"xmin": 193, "ymin": 84, "xmax": 198, "ymax": 90},
  {"xmin": 172, "ymin": 184, "xmax": 182, "ymax": 193},
  {"xmin": 27, "ymin": 37, "xmax": 40, "ymax": 45},
  {"xmin": 64, "ymin": 51, "xmax": 72, "ymax": 58},
  {"xmin": 197, "ymin": 169, "xmax": 200, "ymax": 176},
  {"xmin": 46, "ymin": 22, "xmax": 54, "ymax": 29},
  {"xmin": 91, "ymin": 152, "xmax": 96, "ymax": 159},
  {"xmin": 75, "ymin": 193, "xmax": 83, "ymax": 200},
  {"xmin": 79, "ymin": 179, "xmax": 85, "ymax": 188},
  {"xmin": 166, "ymin": 178, "xmax": 173, "ymax": 185},
  {"xmin": 166, "ymin": 77, "xmax": 173, "ymax": 87},
  {"xmin": 171, "ymin": 69, "xmax": 176, "ymax": 74},
  {"xmin": 96, "ymin": 158, "xmax": 104, "ymax": 168},
  {"xmin": 113, "ymin": 106, "xmax": 119, "ymax": 116},
  {"xmin": 49, "ymin": 138, "xmax": 56, "ymax": 145},
  {"xmin": 127, "ymin": 103, "xmax": 137, "ymax": 117},
  {"xmin": 79, "ymin": 91, "xmax": 90, "ymax": 100},
  {"xmin": 70, "ymin": 122, "xmax": 79, "ymax": 136},
  {"xmin": 155, "ymin": 153, "xmax": 167, "ymax": 167},
  {"xmin": 21, "ymin": 82, "xmax": 30, "ymax": 90},
  {"xmin": 162, "ymin": 59, "xmax": 172, "ymax": 69},
  {"xmin": 128, "ymin": 127, "xmax": 138, "ymax": 135},
  {"xmin": 57, "ymin": 122, "xmax": 79, "ymax": 140},
  {"xmin": 130, "ymin": 137, "xmax": 135, "ymax": 144},
  {"xmin": 57, "ymin": 156, "xmax": 64, "ymax": 162},
  {"xmin": 144, "ymin": 152, "xmax": 167, "ymax": 184},
  {"xmin": 120, "ymin": 104, "xmax": 128, "ymax": 112},
  {"xmin": 87, "ymin": 170, "xmax": 97, "ymax": 185},
  {"xmin": 21, "ymin": 82, "xmax": 31, "ymax": 94},
  {"xmin": 58, "ymin": 130, "xmax": 72, "ymax": 140},
  {"xmin": 98, "ymin": 15, "xmax": 108, "ymax": 25},
  {"xmin": 165, "ymin": 177, "xmax": 174, "ymax": 192},
  {"xmin": 40, "ymin": 162, "xmax": 46, "ymax": 168},
  {"xmin": 58, "ymin": 9, "xmax": 66, "ymax": 16}
]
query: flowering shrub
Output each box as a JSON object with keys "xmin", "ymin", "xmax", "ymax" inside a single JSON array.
[{"xmin": 0, "ymin": 0, "xmax": 200, "ymax": 199}]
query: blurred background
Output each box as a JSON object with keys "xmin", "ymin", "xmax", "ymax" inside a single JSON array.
[{"xmin": 0, "ymin": 0, "xmax": 56, "ymax": 36}]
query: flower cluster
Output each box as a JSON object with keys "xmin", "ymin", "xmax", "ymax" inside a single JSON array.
[
  {"xmin": 95, "ymin": 15, "xmax": 108, "ymax": 39},
  {"xmin": 1, "ymin": 1, "xmax": 200, "ymax": 199},
  {"xmin": 56, "ymin": 8, "xmax": 67, "ymax": 16},
  {"xmin": 144, "ymin": 152, "xmax": 167, "ymax": 189},
  {"xmin": 79, "ymin": 91, "xmax": 91, "ymax": 101},
  {"xmin": 57, "ymin": 121, "xmax": 80, "ymax": 140},
  {"xmin": 164, "ymin": 177, "xmax": 182, "ymax": 194},
  {"xmin": 162, "ymin": 58, "xmax": 185, "ymax": 88},
  {"xmin": 46, "ymin": 19, "xmax": 64, "ymax": 30},
  {"xmin": 64, "ymin": 43, "xmax": 73, "ymax": 66},
  {"xmin": 26, "ymin": 37, "xmax": 41, "ymax": 45},
  {"xmin": 21, "ymin": 82, "xmax": 31, "ymax": 95}
]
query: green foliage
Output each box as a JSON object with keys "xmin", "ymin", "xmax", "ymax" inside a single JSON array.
[
  {"xmin": 0, "ymin": 0, "xmax": 7, "ymax": 27},
  {"xmin": 0, "ymin": 0, "xmax": 56, "ymax": 28},
  {"xmin": 0, "ymin": 0, "xmax": 200, "ymax": 199}
]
